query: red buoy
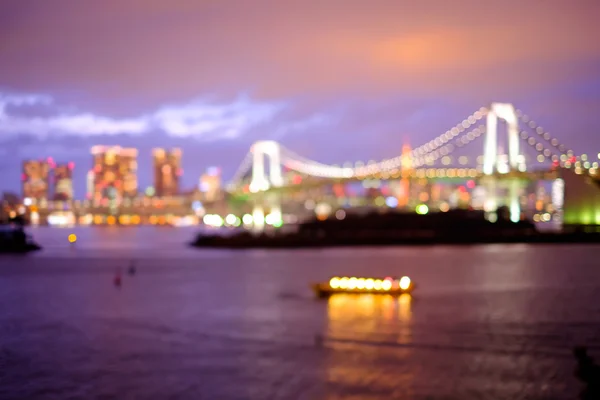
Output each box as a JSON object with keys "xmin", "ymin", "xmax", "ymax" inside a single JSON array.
[{"xmin": 114, "ymin": 273, "xmax": 122, "ymax": 287}]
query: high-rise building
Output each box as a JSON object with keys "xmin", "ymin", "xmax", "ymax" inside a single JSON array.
[
  {"xmin": 199, "ymin": 167, "xmax": 222, "ymax": 201},
  {"xmin": 86, "ymin": 170, "xmax": 95, "ymax": 200},
  {"xmin": 153, "ymin": 148, "xmax": 182, "ymax": 197},
  {"xmin": 91, "ymin": 146, "xmax": 138, "ymax": 202},
  {"xmin": 22, "ymin": 159, "xmax": 50, "ymax": 201},
  {"xmin": 53, "ymin": 162, "xmax": 74, "ymax": 200}
]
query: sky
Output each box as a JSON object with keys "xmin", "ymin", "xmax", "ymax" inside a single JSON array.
[{"xmin": 1, "ymin": 0, "xmax": 600, "ymax": 197}]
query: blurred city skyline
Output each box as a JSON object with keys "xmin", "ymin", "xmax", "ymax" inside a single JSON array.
[{"xmin": 1, "ymin": 0, "xmax": 600, "ymax": 197}]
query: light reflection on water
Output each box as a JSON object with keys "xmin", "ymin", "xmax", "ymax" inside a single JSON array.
[{"xmin": 326, "ymin": 293, "xmax": 413, "ymax": 344}]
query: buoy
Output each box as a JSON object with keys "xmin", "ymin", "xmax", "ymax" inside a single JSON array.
[
  {"xmin": 114, "ymin": 271, "xmax": 122, "ymax": 287},
  {"xmin": 128, "ymin": 260, "xmax": 136, "ymax": 276}
]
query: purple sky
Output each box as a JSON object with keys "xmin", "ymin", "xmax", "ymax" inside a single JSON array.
[{"xmin": 1, "ymin": 0, "xmax": 600, "ymax": 197}]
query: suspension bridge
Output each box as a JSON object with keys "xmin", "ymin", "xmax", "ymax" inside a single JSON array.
[{"xmin": 224, "ymin": 102, "xmax": 599, "ymax": 227}]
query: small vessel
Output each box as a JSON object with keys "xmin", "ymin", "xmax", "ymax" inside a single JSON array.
[
  {"xmin": 114, "ymin": 269, "xmax": 122, "ymax": 288},
  {"xmin": 128, "ymin": 260, "xmax": 136, "ymax": 276},
  {"xmin": 312, "ymin": 275, "xmax": 414, "ymax": 298}
]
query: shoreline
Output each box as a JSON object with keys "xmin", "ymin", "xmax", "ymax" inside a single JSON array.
[{"xmin": 190, "ymin": 231, "xmax": 600, "ymax": 249}]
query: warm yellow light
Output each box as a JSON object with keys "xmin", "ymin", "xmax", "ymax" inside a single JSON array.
[
  {"xmin": 68, "ymin": 234, "xmax": 77, "ymax": 243},
  {"xmin": 373, "ymin": 279, "xmax": 383, "ymax": 290},
  {"xmin": 399, "ymin": 276, "xmax": 411, "ymax": 290},
  {"xmin": 106, "ymin": 215, "xmax": 116, "ymax": 225},
  {"xmin": 348, "ymin": 277, "xmax": 358, "ymax": 289},
  {"xmin": 339, "ymin": 277, "xmax": 349, "ymax": 289},
  {"xmin": 382, "ymin": 280, "xmax": 392, "ymax": 291},
  {"xmin": 356, "ymin": 278, "xmax": 365, "ymax": 289},
  {"xmin": 365, "ymin": 278, "xmax": 374, "ymax": 290},
  {"xmin": 329, "ymin": 277, "xmax": 340, "ymax": 289},
  {"xmin": 131, "ymin": 215, "xmax": 141, "ymax": 225}
]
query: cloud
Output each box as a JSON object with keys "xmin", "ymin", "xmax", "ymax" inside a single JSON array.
[
  {"xmin": 152, "ymin": 96, "xmax": 285, "ymax": 139},
  {"xmin": 0, "ymin": 92, "xmax": 285, "ymax": 140},
  {"xmin": 0, "ymin": 93, "xmax": 51, "ymax": 116}
]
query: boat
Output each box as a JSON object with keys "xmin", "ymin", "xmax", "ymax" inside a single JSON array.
[
  {"xmin": 0, "ymin": 225, "xmax": 42, "ymax": 254},
  {"xmin": 312, "ymin": 275, "xmax": 414, "ymax": 298}
]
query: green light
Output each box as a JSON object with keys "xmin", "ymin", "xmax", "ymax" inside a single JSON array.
[
  {"xmin": 416, "ymin": 204, "xmax": 429, "ymax": 215},
  {"xmin": 273, "ymin": 220, "xmax": 283, "ymax": 228}
]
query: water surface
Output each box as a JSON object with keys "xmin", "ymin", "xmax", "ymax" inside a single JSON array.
[{"xmin": 1, "ymin": 227, "xmax": 599, "ymax": 399}]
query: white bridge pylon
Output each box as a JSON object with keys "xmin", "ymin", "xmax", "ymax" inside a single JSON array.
[
  {"xmin": 483, "ymin": 103, "xmax": 521, "ymax": 175},
  {"xmin": 249, "ymin": 140, "xmax": 283, "ymax": 193},
  {"xmin": 482, "ymin": 103, "xmax": 522, "ymax": 223}
]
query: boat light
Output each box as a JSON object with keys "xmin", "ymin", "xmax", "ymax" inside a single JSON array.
[
  {"xmin": 348, "ymin": 277, "xmax": 358, "ymax": 289},
  {"xmin": 382, "ymin": 280, "xmax": 392, "ymax": 291},
  {"xmin": 327, "ymin": 276, "xmax": 411, "ymax": 292},
  {"xmin": 399, "ymin": 276, "xmax": 411, "ymax": 290},
  {"xmin": 339, "ymin": 277, "xmax": 349, "ymax": 289},
  {"xmin": 329, "ymin": 277, "xmax": 340, "ymax": 289}
]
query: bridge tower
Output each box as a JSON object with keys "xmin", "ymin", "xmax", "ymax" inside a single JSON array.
[
  {"xmin": 398, "ymin": 141, "xmax": 412, "ymax": 207},
  {"xmin": 248, "ymin": 140, "xmax": 283, "ymax": 229},
  {"xmin": 482, "ymin": 103, "xmax": 522, "ymax": 222},
  {"xmin": 249, "ymin": 140, "xmax": 283, "ymax": 193}
]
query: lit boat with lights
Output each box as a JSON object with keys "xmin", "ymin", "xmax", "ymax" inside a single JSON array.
[{"xmin": 312, "ymin": 276, "xmax": 414, "ymax": 298}]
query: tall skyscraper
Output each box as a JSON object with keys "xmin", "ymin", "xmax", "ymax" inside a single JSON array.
[
  {"xmin": 52, "ymin": 162, "xmax": 74, "ymax": 201},
  {"xmin": 199, "ymin": 167, "xmax": 222, "ymax": 201},
  {"xmin": 22, "ymin": 159, "xmax": 50, "ymax": 201},
  {"xmin": 153, "ymin": 148, "xmax": 182, "ymax": 197},
  {"xmin": 91, "ymin": 146, "xmax": 138, "ymax": 202},
  {"xmin": 86, "ymin": 170, "xmax": 95, "ymax": 200}
]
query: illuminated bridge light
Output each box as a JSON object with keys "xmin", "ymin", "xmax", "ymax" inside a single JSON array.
[
  {"xmin": 416, "ymin": 204, "xmax": 429, "ymax": 215},
  {"xmin": 225, "ymin": 214, "xmax": 237, "ymax": 225},
  {"xmin": 242, "ymin": 214, "xmax": 253, "ymax": 225}
]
